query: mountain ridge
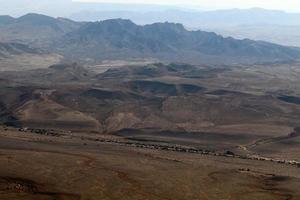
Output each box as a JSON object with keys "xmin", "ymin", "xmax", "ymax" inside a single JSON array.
[
  {"xmin": 69, "ymin": 8, "xmax": 300, "ymax": 47},
  {"xmin": 53, "ymin": 18, "xmax": 300, "ymax": 64},
  {"xmin": 0, "ymin": 13, "xmax": 81, "ymax": 45},
  {"xmin": 0, "ymin": 14, "xmax": 300, "ymax": 64}
]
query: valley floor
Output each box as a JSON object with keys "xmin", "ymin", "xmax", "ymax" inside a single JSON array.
[{"xmin": 0, "ymin": 127, "xmax": 299, "ymax": 200}]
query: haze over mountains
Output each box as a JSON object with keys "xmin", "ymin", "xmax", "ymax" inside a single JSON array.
[
  {"xmin": 71, "ymin": 8, "xmax": 300, "ymax": 26},
  {"xmin": 0, "ymin": 13, "xmax": 299, "ymax": 65},
  {"xmin": 2, "ymin": 0, "xmax": 300, "ymax": 47},
  {"xmin": 70, "ymin": 8, "xmax": 300, "ymax": 47},
  {"xmin": 54, "ymin": 18, "xmax": 300, "ymax": 64},
  {"xmin": 0, "ymin": 0, "xmax": 182, "ymax": 17}
]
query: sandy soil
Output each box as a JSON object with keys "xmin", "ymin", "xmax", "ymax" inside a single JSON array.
[{"xmin": 0, "ymin": 127, "xmax": 299, "ymax": 200}]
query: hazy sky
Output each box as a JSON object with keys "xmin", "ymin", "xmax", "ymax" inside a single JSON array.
[
  {"xmin": 75, "ymin": 0, "xmax": 300, "ymax": 11},
  {"xmin": 1, "ymin": 0, "xmax": 300, "ymax": 17}
]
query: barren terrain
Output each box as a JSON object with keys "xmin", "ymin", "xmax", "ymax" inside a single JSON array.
[
  {"xmin": 0, "ymin": 126, "xmax": 300, "ymax": 200},
  {"xmin": 0, "ymin": 59, "xmax": 299, "ymax": 199}
]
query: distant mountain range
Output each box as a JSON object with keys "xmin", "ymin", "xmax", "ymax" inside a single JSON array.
[
  {"xmin": 70, "ymin": 8, "xmax": 300, "ymax": 47},
  {"xmin": 3, "ymin": 1, "xmax": 300, "ymax": 47},
  {"xmin": 0, "ymin": 13, "xmax": 300, "ymax": 65},
  {"xmin": 53, "ymin": 18, "xmax": 300, "ymax": 64},
  {"xmin": 0, "ymin": 14, "xmax": 81, "ymax": 46},
  {"xmin": 70, "ymin": 8, "xmax": 300, "ymax": 27},
  {"xmin": 0, "ymin": 0, "xmax": 182, "ymax": 17}
]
